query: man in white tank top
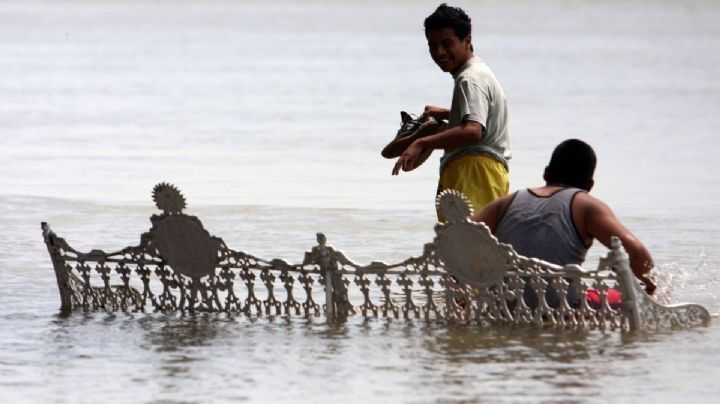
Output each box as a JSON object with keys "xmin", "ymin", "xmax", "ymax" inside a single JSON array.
[{"xmin": 471, "ymin": 139, "xmax": 656, "ymax": 294}]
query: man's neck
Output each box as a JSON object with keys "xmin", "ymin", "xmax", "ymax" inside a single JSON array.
[
  {"xmin": 450, "ymin": 53, "xmax": 474, "ymax": 76},
  {"xmin": 530, "ymin": 184, "xmax": 567, "ymax": 197}
]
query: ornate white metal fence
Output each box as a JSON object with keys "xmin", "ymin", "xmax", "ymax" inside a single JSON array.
[{"xmin": 41, "ymin": 183, "xmax": 711, "ymax": 332}]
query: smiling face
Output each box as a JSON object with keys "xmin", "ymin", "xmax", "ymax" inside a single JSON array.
[{"xmin": 426, "ymin": 27, "xmax": 473, "ymax": 75}]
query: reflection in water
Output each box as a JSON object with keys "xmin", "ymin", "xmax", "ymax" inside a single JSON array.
[
  {"xmin": 139, "ymin": 314, "xmax": 226, "ymax": 396},
  {"xmin": 413, "ymin": 325, "xmax": 654, "ymax": 401},
  {"xmin": 140, "ymin": 314, "xmax": 222, "ymax": 353},
  {"xmin": 17, "ymin": 307, "xmax": 720, "ymax": 402}
]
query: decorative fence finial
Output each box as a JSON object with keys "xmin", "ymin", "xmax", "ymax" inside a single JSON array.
[
  {"xmin": 152, "ymin": 182, "xmax": 187, "ymax": 215},
  {"xmin": 436, "ymin": 190, "xmax": 474, "ymax": 223}
]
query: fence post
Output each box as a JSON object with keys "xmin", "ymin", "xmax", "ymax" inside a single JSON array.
[
  {"xmin": 324, "ymin": 265, "xmax": 334, "ymax": 320},
  {"xmin": 609, "ymin": 237, "xmax": 642, "ymax": 331},
  {"xmin": 42, "ymin": 223, "xmax": 73, "ymax": 312},
  {"xmin": 314, "ymin": 233, "xmax": 334, "ymax": 320}
]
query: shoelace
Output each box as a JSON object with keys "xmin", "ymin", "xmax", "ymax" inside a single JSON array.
[{"xmin": 396, "ymin": 115, "xmax": 425, "ymax": 137}]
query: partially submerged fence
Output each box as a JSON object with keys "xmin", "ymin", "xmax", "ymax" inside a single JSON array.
[{"xmin": 42, "ymin": 183, "xmax": 711, "ymax": 332}]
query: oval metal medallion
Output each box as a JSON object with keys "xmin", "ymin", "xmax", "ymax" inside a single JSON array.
[
  {"xmin": 435, "ymin": 223, "xmax": 508, "ymax": 288},
  {"xmin": 152, "ymin": 216, "xmax": 218, "ymax": 279}
]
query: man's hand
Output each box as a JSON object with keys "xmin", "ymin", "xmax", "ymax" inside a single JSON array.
[
  {"xmin": 392, "ymin": 141, "xmax": 425, "ymax": 175},
  {"xmin": 637, "ymin": 274, "xmax": 657, "ymax": 295},
  {"xmin": 420, "ymin": 105, "xmax": 450, "ymax": 121}
]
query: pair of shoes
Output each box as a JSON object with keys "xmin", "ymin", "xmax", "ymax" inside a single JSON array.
[{"xmin": 381, "ymin": 111, "xmax": 443, "ymax": 169}]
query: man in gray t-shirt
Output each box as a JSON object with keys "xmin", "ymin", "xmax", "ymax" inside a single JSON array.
[
  {"xmin": 442, "ymin": 55, "xmax": 510, "ymax": 173},
  {"xmin": 392, "ymin": 4, "xmax": 511, "ymax": 219}
]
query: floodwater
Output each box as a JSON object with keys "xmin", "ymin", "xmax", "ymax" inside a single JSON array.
[{"xmin": 1, "ymin": 0, "xmax": 720, "ymax": 402}]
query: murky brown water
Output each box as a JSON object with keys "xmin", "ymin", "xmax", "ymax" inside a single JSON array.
[{"xmin": 2, "ymin": 0, "xmax": 720, "ymax": 402}]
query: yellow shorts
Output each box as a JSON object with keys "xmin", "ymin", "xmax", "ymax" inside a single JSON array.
[{"xmin": 437, "ymin": 154, "xmax": 509, "ymax": 221}]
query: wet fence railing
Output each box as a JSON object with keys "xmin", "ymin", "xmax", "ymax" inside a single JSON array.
[{"xmin": 41, "ymin": 183, "xmax": 711, "ymax": 332}]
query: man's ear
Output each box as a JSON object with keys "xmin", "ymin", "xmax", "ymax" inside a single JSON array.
[
  {"xmin": 464, "ymin": 34, "xmax": 472, "ymax": 51},
  {"xmin": 543, "ymin": 166, "xmax": 550, "ymax": 183}
]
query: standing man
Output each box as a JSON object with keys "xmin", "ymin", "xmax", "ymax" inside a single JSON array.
[{"xmin": 392, "ymin": 3, "xmax": 511, "ymax": 220}]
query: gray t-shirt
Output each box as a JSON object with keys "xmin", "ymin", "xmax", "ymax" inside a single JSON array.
[{"xmin": 440, "ymin": 56, "xmax": 511, "ymax": 172}]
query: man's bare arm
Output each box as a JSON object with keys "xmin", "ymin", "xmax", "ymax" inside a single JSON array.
[
  {"xmin": 470, "ymin": 194, "xmax": 513, "ymax": 233},
  {"xmin": 581, "ymin": 195, "xmax": 656, "ymax": 292},
  {"xmin": 420, "ymin": 105, "xmax": 450, "ymax": 121}
]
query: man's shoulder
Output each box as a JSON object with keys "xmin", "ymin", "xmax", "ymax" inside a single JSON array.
[
  {"xmin": 471, "ymin": 190, "xmax": 517, "ymax": 232},
  {"xmin": 490, "ymin": 190, "xmax": 519, "ymax": 215},
  {"xmin": 573, "ymin": 191, "xmax": 612, "ymax": 215},
  {"xmin": 456, "ymin": 57, "xmax": 491, "ymax": 78},
  {"xmin": 455, "ymin": 58, "xmax": 500, "ymax": 92}
]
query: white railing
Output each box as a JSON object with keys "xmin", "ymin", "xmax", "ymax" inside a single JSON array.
[{"xmin": 41, "ymin": 183, "xmax": 711, "ymax": 331}]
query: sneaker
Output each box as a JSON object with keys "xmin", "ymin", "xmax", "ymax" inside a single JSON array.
[{"xmin": 381, "ymin": 111, "xmax": 443, "ymax": 159}]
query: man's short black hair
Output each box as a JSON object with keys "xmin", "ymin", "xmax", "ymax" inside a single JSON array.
[
  {"xmin": 424, "ymin": 3, "xmax": 472, "ymax": 40},
  {"xmin": 546, "ymin": 139, "xmax": 597, "ymax": 189}
]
